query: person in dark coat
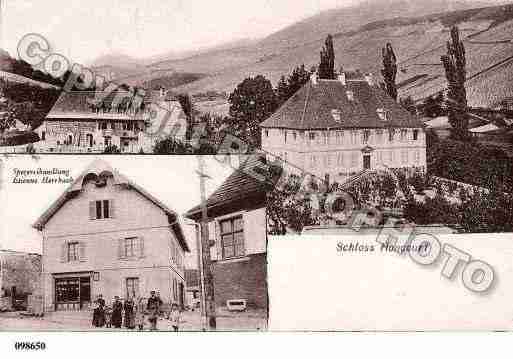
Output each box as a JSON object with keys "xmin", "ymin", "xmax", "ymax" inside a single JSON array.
[
  {"xmin": 111, "ymin": 296, "xmax": 123, "ymax": 328},
  {"xmin": 92, "ymin": 294, "xmax": 105, "ymax": 327},
  {"xmin": 146, "ymin": 291, "xmax": 161, "ymax": 331},
  {"xmin": 124, "ymin": 298, "xmax": 136, "ymax": 329}
]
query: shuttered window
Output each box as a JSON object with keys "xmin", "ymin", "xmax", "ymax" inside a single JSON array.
[
  {"xmin": 61, "ymin": 241, "xmax": 86, "ymax": 263},
  {"xmin": 89, "ymin": 199, "xmax": 114, "ymax": 220},
  {"xmin": 118, "ymin": 237, "xmax": 144, "ymax": 259},
  {"xmin": 124, "ymin": 237, "xmax": 137, "ymax": 257},
  {"xmin": 67, "ymin": 242, "xmax": 79, "ymax": 262}
]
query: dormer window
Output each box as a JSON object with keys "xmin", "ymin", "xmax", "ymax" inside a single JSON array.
[{"xmin": 331, "ymin": 109, "xmax": 342, "ymax": 123}]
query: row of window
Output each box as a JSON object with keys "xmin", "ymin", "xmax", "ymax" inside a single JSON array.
[
  {"xmin": 308, "ymin": 150, "xmax": 423, "ymax": 169},
  {"xmin": 265, "ymin": 129, "xmax": 420, "ymax": 145},
  {"xmin": 64, "ymin": 236, "xmax": 185, "ymax": 270},
  {"xmin": 62, "ymin": 237, "xmax": 142, "ymax": 263},
  {"xmin": 97, "ymin": 121, "xmax": 142, "ymax": 131}
]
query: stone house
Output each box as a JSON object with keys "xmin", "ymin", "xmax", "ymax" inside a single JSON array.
[
  {"xmin": 33, "ymin": 159, "xmax": 189, "ymax": 311},
  {"xmin": 185, "ymin": 156, "xmax": 268, "ymax": 312},
  {"xmin": 260, "ymin": 72, "xmax": 427, "ymax": 183},
  {"xmin": 0, "ymin": 250, "xmax": 42, "ymax": 311}
]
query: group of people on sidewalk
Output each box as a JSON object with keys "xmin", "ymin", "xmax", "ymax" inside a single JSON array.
[{"xmin": 92, "ymin": 291, "xmax": 181, "ymax": 331}]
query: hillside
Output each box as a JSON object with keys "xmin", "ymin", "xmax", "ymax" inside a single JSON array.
[
  {"xmin": 170, "ymin": 1, "xmax": 513, "ymax": 98},
  {"xmin": 83, "ymin": 0, "xmax": 513, "ymax": 113}
]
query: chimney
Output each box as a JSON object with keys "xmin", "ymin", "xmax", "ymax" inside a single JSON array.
[
  {"xmin": 310, "ymin": 72, "xmax": 318, "ymax": 86},
  {"xmin": 338, "ymin": 72, "xmax": 346, "ymax": 86},
  {"xmin": 365, "ymin": 73, "xmax": 374, "ymax": 86}
]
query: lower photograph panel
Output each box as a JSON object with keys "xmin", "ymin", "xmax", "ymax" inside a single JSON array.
[{"xmin": 0, "ymin": 155, "xmax": 268, "ymax": 331}]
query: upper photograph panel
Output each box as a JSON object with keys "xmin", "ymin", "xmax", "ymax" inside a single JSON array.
[{"xmin": 0, "ymin": 0, "xmax": 512, "ymax": 160}]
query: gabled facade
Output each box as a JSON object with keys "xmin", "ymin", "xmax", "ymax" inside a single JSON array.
[
  {"xmin": 34, "ymin": 90, "xmax": 186, "ymax": 153},
  {"xmin": 260, "ymin": 73, "xmax": 427, "ymax": 183},
  {"xmin": 185, "ymin": 156, "xmax": 268, "ymax": 311},
  {"xmin": 34, "ymin": 159, "xmax": 189, "ymax": 311}
]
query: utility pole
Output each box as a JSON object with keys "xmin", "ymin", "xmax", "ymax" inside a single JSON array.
[
  {"xmin": 196, "ymin": 155, "xmax": 216, "ymax": 330},
  {"xmin": 187, "ymin": 221, "xmax": 206, "ymax": 329}
]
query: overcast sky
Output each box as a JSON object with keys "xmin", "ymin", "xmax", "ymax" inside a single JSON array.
[
  {"xmin": 3, "ymin": 0, "xmax": 356, "ymax": 64},
  {"xmin": 0, "ymin": 155, "xmax": 239, "ymax": 268}
]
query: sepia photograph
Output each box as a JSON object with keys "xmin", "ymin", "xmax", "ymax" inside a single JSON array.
[
  {"xmin": 0, "ymin": 155, "xmax": 268, "ymax": 331},
  {"xmin": 0, "ymin": 0, "xmax": 513, "ymax": 354}
]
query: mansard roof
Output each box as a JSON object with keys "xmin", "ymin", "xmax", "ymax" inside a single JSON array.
[
  {"xmin": 33, "ymin": 159, "xmax": 189, "ymax": 252},
  {"xmin": 260, "ymin": 78, "xmax": 424, "ymax": 130}
]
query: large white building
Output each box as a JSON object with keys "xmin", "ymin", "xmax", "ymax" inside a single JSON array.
[
  {"xmin": 34, "ymin": 159, "xmax": 189, "ymax": 311},
  {"xmin": 260, "ymin": 72, "xmax": 427, "ymax": 183}
]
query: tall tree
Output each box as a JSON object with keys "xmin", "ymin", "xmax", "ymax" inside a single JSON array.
[
  {"xmin": 381, "ymin": 42, "xmax": 398, "ymax": 100},
  {"xmin": 276, "ymin": 64, "xmax": 312, "ymax": 105},
  {"xmin": 441, "ymin": 26, "xmax": 469, "ymax": 141},
  {"xmin": 275, "ymin": 75, "xmax": 289, "ymax": 105},
  {"xmin": 228, "ymin": 75, "xmax": 277, "ymax": 147},
  {"xmin": 177, "ymin": 93, "xmax": 194, "ymax": 141},
  {"xmin": 318, "ymin": 34, "xmax": 336, "ymax": 80}
]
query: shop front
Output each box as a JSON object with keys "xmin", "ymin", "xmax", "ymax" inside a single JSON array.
[{"xmin": 54, "ymin": 272, "xmax": 92, "ymax": 311}]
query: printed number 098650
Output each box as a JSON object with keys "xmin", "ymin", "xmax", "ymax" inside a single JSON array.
[{"xmin": 14, "ymin": 342, "xmax": 46, "ymax": 350}]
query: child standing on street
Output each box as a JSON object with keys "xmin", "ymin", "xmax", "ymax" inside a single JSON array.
[
  {"xmin": 104, "ymin": 306, "xmax": 112, "ymax": 328},
  {"xmin": 167, "ymin": 303, "xmax": 181, "ymax": 332}
]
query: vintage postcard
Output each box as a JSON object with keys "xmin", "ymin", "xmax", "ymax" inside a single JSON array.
[{"xmin": 0, "ymin": 0, "xmax": 513, "ymax": 342}]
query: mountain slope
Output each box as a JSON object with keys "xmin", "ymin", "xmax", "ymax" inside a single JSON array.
[{"xmin": 170, "ymin": 0, "xmax": 505, "ymax": 94}]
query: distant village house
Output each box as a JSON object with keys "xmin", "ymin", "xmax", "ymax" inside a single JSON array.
[{"xmin": 34, "ymin": 90, "xmax": 186, "ymax": 153}]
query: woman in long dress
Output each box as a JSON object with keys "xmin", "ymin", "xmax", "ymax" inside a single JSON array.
[
  {"xmin": 111, "ymin": 296, "xmax": 123, "ymax": 328},
  {"xmin": 135, "ymin": 297, "xmax": 146, "ymax": 331},
  {"xmin": 124, "ymin": 298, "xmax": 136, "ymax": 329},
  {"xmin": 92, "ymin": 294, "xmax": 105, "ymax": 327}
]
